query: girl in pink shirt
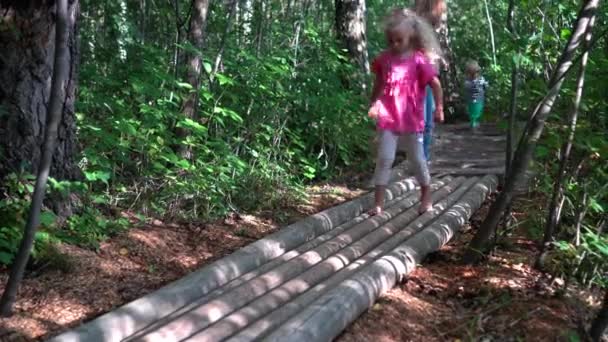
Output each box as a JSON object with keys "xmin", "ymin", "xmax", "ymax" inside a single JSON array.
[{"xmin": 369, "ymin": 9, "xmax": 444, "ymax": 215}]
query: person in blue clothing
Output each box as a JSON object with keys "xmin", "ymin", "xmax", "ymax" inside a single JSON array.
[
  {"xmin": 413, "ymin": 0, "xmax": 447, "ymax": 164},
  {"xmin": 423, "ymin": 85, "xmax": 435, "ymax": 163}
]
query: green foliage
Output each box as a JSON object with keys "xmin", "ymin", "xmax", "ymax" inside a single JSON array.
[
  {"xmin": 34, "ymin": 242, "xmax": 76, "ymax": 274},
  {"xmin": 0, "ymin": 173, "xmax": 57, "ymax": 266},
  {"xmin": 75, "ymin": 2, "xmax": 372, "ymax": 222},
  {"xmin": 550, "ymin": 229, "xmax": 608, "ymax": 288},
  {"xmin": 0, "ymin": 172, "xmax": 130, "ymax": 266},
  {"xmin": 57, "ymin": 208, "xmax": 129, "ymax": 250},
  {"xmin": 447, "ymin": 0, "xmax": 607, "ymax": 289}
]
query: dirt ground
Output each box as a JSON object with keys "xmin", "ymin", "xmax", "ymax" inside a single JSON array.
[
  {"xmin": 0, "ymin": 182, "xmax": 365, "ymax": 341},
  {"xmin": 0, "ymin": 184, "xmax": 603, "ymax": 341},
  {"xmin": 338, "ymin": 199, "xmax": 603, "ymax": 342}
]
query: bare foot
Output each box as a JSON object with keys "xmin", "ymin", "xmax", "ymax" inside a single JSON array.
[
  {"xmin": 418, "ymin": 193, "xmax": 432, "ymax": 214},
  {"xmin": 418, "ymin": 202, "xmax": 432, "ymax": 214},
  {"xmin": 368, "ymin": 206, "xmax": 383, "ymax": 216}
]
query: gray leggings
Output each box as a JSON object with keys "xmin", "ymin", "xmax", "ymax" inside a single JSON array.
[{"xmin": 373, "ymin": 130, "xmax": 431, "ymax": 187}]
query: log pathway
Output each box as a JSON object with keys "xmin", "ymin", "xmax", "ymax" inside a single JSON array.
[{"xmin": 49, "ymin": 124, "xmax": 505, "ymax": 342}]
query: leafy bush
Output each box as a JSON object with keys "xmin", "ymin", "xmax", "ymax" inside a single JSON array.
[
  {"xmin": 0, "ymin": 174, "xmax": 57, "ymax": 266},
  {"xmin": 76, "ymin": 18, "xmax": 372, "ymax": 220}
]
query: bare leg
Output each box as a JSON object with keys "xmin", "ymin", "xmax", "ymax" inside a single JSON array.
[
  {"xmin": 373, "ymin": 185, "xmax": 386, "ymax": 215},
  {"xmin": 419, "ymin": 185, "xmax": 432, "ymax": 213},
  {"xmin": 402, "ymin": 133, "xmax": 433, "ymax": 214},
  {"xmin": 371, "ymin": 130, "xmax": 398, "ymax": 216}
]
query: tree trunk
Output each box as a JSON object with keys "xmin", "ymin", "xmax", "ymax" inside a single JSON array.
[
  {"xmin": 463, "ymin": 0, "xmax": 600, "ymax": 264},
  {"xmin": 0, "ymin": 0, "xmax": 79, "ymax": 182},
  {"xmin": 0, "ymin": 0, "xmax": 75, "ymax": 316},
  {"xmin": 504, "ymin": 0, "xmax": 517, "ymax": 173},
  {"xmin": 171, "ymin": 0, "xmax": 188, "ymax": 80},
  {"xmin": 500, "ymin": 0, "xmax": 518, "ymax": 233},
  {"xmin": 482, "ymin": 0, "xmax": 496, "ymax": 66},
  {"xmin": 176, "ymin": 0, "xmax": 210, "ymax": 159},
  {"xmin": 212, "ymin": 0, "xmax": 238, "ymax": 79},
  {"xmin": 505, "ymin": 66, "xmax": 518, "ymax": 174},
  {"xmin": 590, "ymin": 290, "xmax": 608, "ymax": 342},
  {"xmin": 335, "ymin": 0, "xmax": 369, "ymax": 75},
  {"xmin": 536, "ymin": 16, "xmax": 594, "ymax": 269}
]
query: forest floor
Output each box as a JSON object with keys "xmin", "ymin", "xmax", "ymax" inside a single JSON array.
[
  {"xmin": 0, "ymin": 173, "xmax": 370, "ymax": 341},
  {"xmin": 338, "ymin": 195, "xmax": 603, "ymax": 342},
  {"xmin": 0, "ymin": 176, "xmax": 603, "ymax": 341}
]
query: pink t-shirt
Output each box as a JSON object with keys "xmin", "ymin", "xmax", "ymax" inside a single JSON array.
[{"xmin": 371, "ymin": 50, "xmax": 437, "ymax": 133}]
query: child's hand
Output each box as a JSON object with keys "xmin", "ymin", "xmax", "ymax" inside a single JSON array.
[
  {"xmin": 368, "ymin": 102, "xmax": 380, "ymax": 120},
  {"xmin": 434, "ymin": 105, "xmax": 444, "ymax": 123}
]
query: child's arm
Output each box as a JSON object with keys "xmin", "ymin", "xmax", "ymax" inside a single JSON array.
[
  {"xmin": 368, "ymin": 73, "xmax": 383, "ymax": 118},
  {"xmin": 430, "ymin": 76, "xmax": 444, "ymax": 123}
]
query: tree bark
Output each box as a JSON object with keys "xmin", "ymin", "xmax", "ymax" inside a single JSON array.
[
  {"xmin": 499, "ymin": 0, "xmax": 518, "ymax": 233},
  {"xmin": 335, "ymin": 0, "xmax": 369, "ymax": 75},
  {"xmin": 0, "ymin": 0, "xmax": 79, "ymax": 182},
  {"xmin": 176, "ymin": 0, "xmax": 210, "ymax": 159},
  {"xmin": 463, "ymin": 0, "xmax": 600, "ymax": 264},
  {"xmin": 0, "ymin": 0, "xmax": 75, "ymax": 316},
  {"xmin": 536, "ymin": 16, "xmax": 594, "ymax": 269},
  {"xmin": 504, "ymin": 0, "xmax": 518, "ymax": 174},
  {"xmin": 590, "ymin": 290, "xmax": 608, "ymax": 342},
  {"xmin": 171, "ymin": 0, "xmax": 188, "ymax": 80}
]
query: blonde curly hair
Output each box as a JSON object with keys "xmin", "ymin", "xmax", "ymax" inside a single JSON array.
[{"xmin": 384, "ymin": 8, "xmax": 442, "ymax": 64}]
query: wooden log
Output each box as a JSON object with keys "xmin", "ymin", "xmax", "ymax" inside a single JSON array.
[
  {"xmin": 431, "ymin": 167, "xmax": 504, "ymax": 176},
  {"xmin": 263, "ymin": 175, "xmax": 498, "ymax": 342},
  {"xmin": 188, "ymin": 178, "xmax": 477, "ymax": 342},
  {"xmin": 48, "ymin": 178, "xmax": 419, "ymax": 342},
  {"xmin": 133, "ymin": 178, "xmax": 467, "ymax": 341},
  {"xmin": 122, "ymin": 177, "xmax": 453, "ymax": 340}
]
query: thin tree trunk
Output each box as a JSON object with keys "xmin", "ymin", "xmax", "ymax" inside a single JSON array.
[
  {"xmin": 463, "ymin": 0, "xmax": 600, "ymax": 264},
  {"xmin": 574, "ymin": 191, "xmax": 588, "ymax": 246},
  {"xmin": 501, "ymin": 0, "xmax": 519, "ymax": 232},
  {"xmin": 505, "ymin": 66, "xmax": 518, "ymax": 174},
  {"xmin": 140, "ymin": 0, "xmax": 147, "ymax": 43},
  {"xmin": 0, "ymin": 0, "xmax": 73, "ymax": 316},
  {"xmin": 176, "ymin": 0, "xmax": 210, "ymax": 159},
  {"xmin": 590, "ymin": 290, "xmax": 608, "ymax": 341},
  {"xmin": 211, "ymin": 0, "xmax": 238, "ymax": 79},
  {"xmin": 171, "ymin": 0, "xmax": 184, "ymax": 80},
  {"xmin": 483, "ymin": 0, "xmax": 497, "ymax": 66},
  {"xmin": 335, "ymin": 0, "xmax": 370, "ymax": 76},
  {"xmin": 536, "ymin": 15, "xmax": 594, "ymax": 269},
  {"xmin": 253, "ymin": 0, "xmax": 263, "ymax": 56}
]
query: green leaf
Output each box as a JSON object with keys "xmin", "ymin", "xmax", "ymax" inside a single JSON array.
[
  {"xmin": 177, "ymin": 118, "xmax": 208, "ymax": 134},
  {"xmin": 203, "ymin": 61, "xmax": 212, "ymax": 74},
  {"xmin": 40, "ymin": 211, "xmax": 57, "ymax": 227},
  {"xmin": 84, "ymin": 171, "xmax": 111, "ymax": 184},
  {"xmin": 216, "ymin": 74, "xmax": 234, "ymax": 86},
  {"xmin": 535, "ymin": 145, "xmax": 549, "ymax": 158},
  {"xmin": 0, "ymin": 252, "xmax": 14, "ymax": 265},
  {"xmin": 176, "ymin": 82, "xmax": 193, "ymax": 90},
  {"xmin": 588, "ymin": 198, "xmax": 604, "ymax": 213}
]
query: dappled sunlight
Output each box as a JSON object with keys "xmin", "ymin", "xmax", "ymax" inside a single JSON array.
[{"xmin": 2, "ymin": 118, "xmax": 535, "ymax": 342}]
